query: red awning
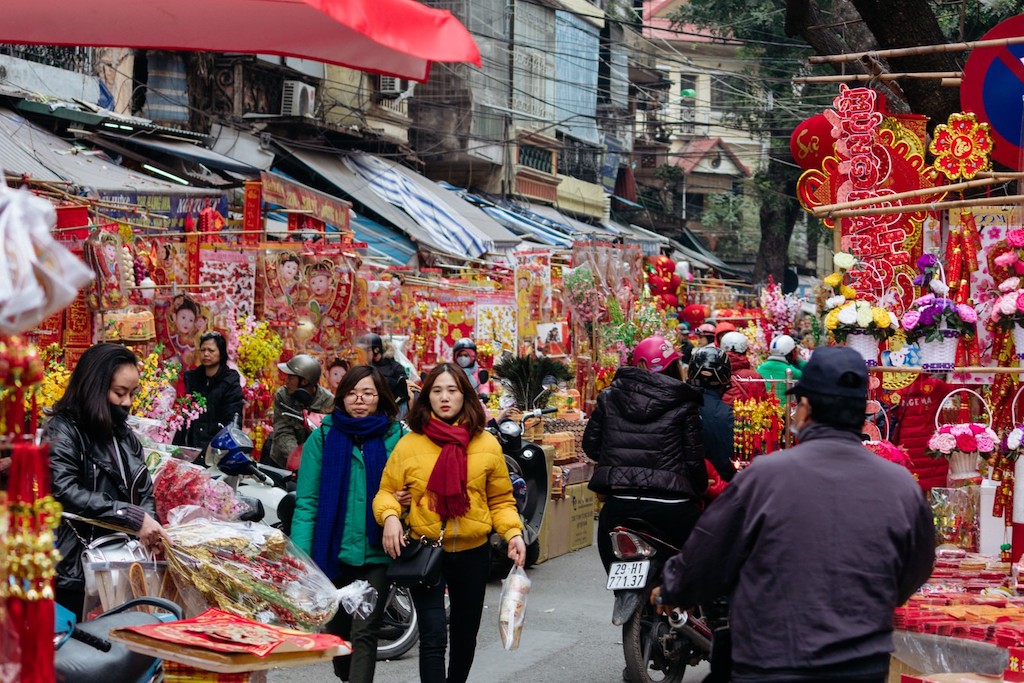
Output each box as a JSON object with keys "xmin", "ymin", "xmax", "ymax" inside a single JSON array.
[{"xmin": 0, "ymin": 0, "xmax": 480, "ymax": 82}]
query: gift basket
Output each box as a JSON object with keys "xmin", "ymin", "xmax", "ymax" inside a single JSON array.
[
  {"xmin": 926, "ymin": 388, "xmax": 997, "ymax": 487},
  {"xmin": 161, "ymin": 512, "xmax": 340, "ymax": 631}
]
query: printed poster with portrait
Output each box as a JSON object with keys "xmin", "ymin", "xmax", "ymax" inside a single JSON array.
[
  {"xmin": 155, "ymin": 294, "xmax": 211, "ymax": 368},
  {"xmin": 261, "ymin": 245, "xmax": 357, "ymax": 358},
  {"xmin": 514, "ymin": 250, "xmax": 552, "ymax": 338},
  {"xmin": 475, "ymin": 293, "xmax": 517, "ymax": 357}
]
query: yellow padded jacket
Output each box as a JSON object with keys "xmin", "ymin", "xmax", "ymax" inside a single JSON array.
[{"xmin": 372, "ymin": 430, "xmax": 523, "ymax": 553}]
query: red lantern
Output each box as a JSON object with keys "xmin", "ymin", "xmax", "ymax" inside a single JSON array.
[
  {"xmin": 660, "ymin": 293, "xmax": 678, "ymax": 308},
  {"xmin": 681, "ymin": 304, "xmax": 708, "ymax": 327},
  {"xmin": 648, "ymin": 274, "xmax": 667, "ymax": 293},
  {"xmin": 668, "ymin": 273, "xmax": 681, "ymax": 291},
  {"xmin": 790, "ymin": 114, "xmax": 834, "ymax": 171}
]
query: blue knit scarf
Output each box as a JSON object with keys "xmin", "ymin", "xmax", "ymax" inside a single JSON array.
[{"xmin": 311, "ymin": 410, "xmax": 392, "ymax": 580}]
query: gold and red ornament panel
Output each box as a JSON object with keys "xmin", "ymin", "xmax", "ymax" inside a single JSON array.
[{"xmin": 796, "ymin": 85, "xmax": 945, "ymax": 316}]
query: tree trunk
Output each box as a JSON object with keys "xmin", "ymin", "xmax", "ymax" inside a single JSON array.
[{"xmin": 753, "ymin": 164, "xmax": 803, "ymax": 284}]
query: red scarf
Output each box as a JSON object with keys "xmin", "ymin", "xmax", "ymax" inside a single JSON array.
[{"xmin": 422, "ymin": 416, "xmax": 471, "ymax": 520}]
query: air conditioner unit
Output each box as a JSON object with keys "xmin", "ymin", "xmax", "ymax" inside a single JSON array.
[
  {"xmin": 379, "ymin": 76, "xmax": 406, "ymax": 96},
  {"xmin": 282, "ymin": 80, "xmax": 316, "ymax": 117}
]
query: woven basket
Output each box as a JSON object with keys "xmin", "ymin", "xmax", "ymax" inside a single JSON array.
[
  {"xmin": 844, "ymin": 329, "xmax": 879, "ymax": 366},
  {"xmin": 932, "ymin": 388, "xmax": 992, "ymax": 486},
  {"xmin": 919, "ymin": 328, "xmax": 960, "ymax": 372}
]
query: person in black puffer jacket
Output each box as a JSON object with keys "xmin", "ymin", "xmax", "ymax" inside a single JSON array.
[
  {"xmin": 46, "ymin": 343, "xmax": 168, "ymax": 619},
  {"xmin": 174, "ymin": 332, "xmax": 244, "ymax": 454},
  {"xmin": 585, "ymin": 335, "xmax": 707, "ymax": 572}
]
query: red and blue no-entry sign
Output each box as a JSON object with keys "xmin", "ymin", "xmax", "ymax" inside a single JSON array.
[{"xmin": 962, "ymin": 14, "xmax": 1024, "ymax": 170}]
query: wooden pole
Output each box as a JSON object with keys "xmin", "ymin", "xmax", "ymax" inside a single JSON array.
[
  {"xmin": 823, "ymin": 194, "xmax": 1024, "ymax": 220},
  {"xmin": 808, "ymin": 34, "xmax": 1024, "ymax": 65},
  {"xmin": 793, "ymin": 71, "xmax": 961, "ymax": 84},
  {"xmin": 810, "ymin": 174, "xmax": 1021, "ymax": 217}
]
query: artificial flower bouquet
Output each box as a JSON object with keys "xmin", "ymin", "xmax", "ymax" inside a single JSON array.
[
  {"xmin": 759, "ymin": 275, "xmax": 804, "ymax": 338},
  {"xmin": 987, "ymin": 275, "xmax": 1024, "ymax": 332},
  {"xmin": 153, "ymin": 457, "xmax": 249, "ymax": 524},
  {"xmin": 863, "ymin": 440, "xmax": 913, "ymax": 469},
  {"xmin": 927, "ymin": 422, "xmax": 998, "ymax": 459},
  {"xmin": 900, "ymin": 294, "xmax": 977, "ymax": 342},
  {"xmin": 822, "ymin": 252, "xmax": 895, "ymax": 343},
  {"xmin": 162, "ymin": 512, "xmax": 339, "ymax": 630}
]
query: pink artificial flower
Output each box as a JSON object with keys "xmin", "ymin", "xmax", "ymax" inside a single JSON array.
[
  {"xmin": 1000, "ymin": 277, "xmax": 1021, "ymax": 293},
  {"xmin": 1017, "ymin": 292, "xmax": 1024, "ymax": 314},
  {"xmin": 996, "ymin": 251, "xmax": 1021, "ymax": 268},
  {"xmin": 999, "ymin": 294, "xmax": 1019, "ymax": 316},
  {"xmin": 1016, "ymin": 262, "xmax": 1024, "ymax": 276},
  {"xmin": 968, "ymin": 423, "xmax": 985, "ymax": 435},
  {"xmin": 913, "ymin": 294, "xmax": 936, "ymax": 307},
  {"xmin": 927, "ymin": 434, "xmax": 941, "ymax": 451},
  {"xmin": 1009, "ymin": 230, "xmax": 1024, "ymax": 248},
  {"xmin": 901, "ymin": 310, "xmax": 920, "ymax": 331},
  {"xmin": 976, "ymin": 434, "xmax": 996, "ymax": 453},
  {"xmin": 935, "ymin": 432, "xmax": 957, "ymax": 454},
  {"xmin": 956, "ymin": 304, "xmax": 977, "ymax": 323},
  {"xmin": 950, "ymin": 424, "xmax": 973, "ymax": 437}
]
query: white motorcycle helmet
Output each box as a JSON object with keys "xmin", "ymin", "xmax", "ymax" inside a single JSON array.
[
  {"xmin": 719, "ymin": 331, "xmax": 749, "ymax": 354},
  {"xmin": 769, "ymin": 334, "xmax": 797, "ymax": 357}
]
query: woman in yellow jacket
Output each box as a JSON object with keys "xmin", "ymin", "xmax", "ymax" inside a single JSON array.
[{"xmin": 374, "ymin": 362, "xmax": 525, "ymax": 683}]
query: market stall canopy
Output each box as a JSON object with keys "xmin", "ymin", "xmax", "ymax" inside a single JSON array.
[
  {"xmin": 0, "ymin": 107, "xmax": 221, "ymax": 195},
  {"xmin": 91, "ymin": 132, "xmax": 260, "ymax": 175},
  {"xmin": 277, "ymin": 144, "xmax": 470, "ymax": 258},
  {"xmin": 0, "ymin": 0, "xmax": 481, "ymax": 82}
]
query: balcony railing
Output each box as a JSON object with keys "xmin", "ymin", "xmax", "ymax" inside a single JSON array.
[{"xmin": 0, "ymin": 45, "xmax": 94, "ymax": 75}]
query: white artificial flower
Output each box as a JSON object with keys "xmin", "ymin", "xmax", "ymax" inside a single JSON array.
[
  {"xmin": 929, "ymin": 280, "xmax": 949, "ymax": 296},
  {"xmin": 833, "ymin": 252, "xmax": 857, "ymax": 270},
  {"xmin": 837, "ymin": 304, "xmax": 858, "ymax": 325},
  {"xmin": 1009, "ymin": 428, "xmax": 1023, "ymax": 451},
  {"xmin": 825, "ymin": 295, "xmax": 846, "ymax": 310}
]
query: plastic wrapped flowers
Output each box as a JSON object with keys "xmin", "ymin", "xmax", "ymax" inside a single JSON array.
[{"xmin": 153, "ymin": 458, "xmax": 249, "ymax": 524}]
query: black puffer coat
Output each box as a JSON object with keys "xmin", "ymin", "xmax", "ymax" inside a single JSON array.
[
  {"xmin": 45, "ymin": 414, "xmax": 155, "ymax": 592},
  {"xmin": 174, "ymin": 364, "xmax": 244, "ymax": 450},
  {"xmin": 584, "ymin": 366, "xmax": 707, "ymax": 499}
]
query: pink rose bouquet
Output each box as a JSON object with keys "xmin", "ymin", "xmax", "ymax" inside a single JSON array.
[
  {"xmin": 926, "ymin": 422, "xmax": 998, "ymax": 459},
  {"xmin": 988, "ymin": 275, "xmax": 1024, "ymax": 331}
]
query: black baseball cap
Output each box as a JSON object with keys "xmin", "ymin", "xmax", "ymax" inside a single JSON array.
[{"xmin": 786, "ymin": 346, "xmax": 868, "ymax": 399}]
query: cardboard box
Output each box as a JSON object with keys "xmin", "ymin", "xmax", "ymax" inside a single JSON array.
[
  {"xmin": 537, "ymin": 494, "xmax": 570, "ymax": 563},
  {"xmin": 567, "ymin": 482, "xmax": 596, "ymax": 551}
]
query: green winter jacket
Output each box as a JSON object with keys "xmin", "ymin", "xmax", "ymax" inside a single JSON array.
[
  {"xmin": 756, "ymin": 357, "xmax": 803, "ymax": 406},
  {"xmin": 291, "ymin": 415, "xmax": 405, "ymax": 566}
]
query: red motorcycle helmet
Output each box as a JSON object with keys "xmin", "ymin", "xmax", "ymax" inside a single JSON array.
[{"xmin": 632, "ymin": 336, "xmax": 682, "ymax": 373}]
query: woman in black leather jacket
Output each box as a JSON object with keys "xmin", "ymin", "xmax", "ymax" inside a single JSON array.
[
  {"xmin": 584, "ymin": 335, "xmax": 707, "ymax": 572},
  {"xmin": 174, "ymin": 332, "xmax": 244, "ymax": 453},
  {"xmin": 45, "ymin": 343, "xmax": 168, "ymax": 618}
]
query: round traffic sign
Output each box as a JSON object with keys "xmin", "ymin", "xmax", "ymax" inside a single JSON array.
[{"xmin": 962, "ymin": 15, "xmax": 1024, "ymax": 170}]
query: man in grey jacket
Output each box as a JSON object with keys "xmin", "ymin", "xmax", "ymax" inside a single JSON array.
[{"xmin": 652, "ymin": 346, "xmax": 934, "ymax": 683}]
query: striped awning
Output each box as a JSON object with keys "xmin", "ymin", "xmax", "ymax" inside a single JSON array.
[{"xmin": 343, "ymin": 153, "xmax": 489, "ymax": 258}]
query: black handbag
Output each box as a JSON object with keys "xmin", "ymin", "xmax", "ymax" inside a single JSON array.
[{"xmin": 385, "ymin": 521, "xmax": 446, "ymax": 588}]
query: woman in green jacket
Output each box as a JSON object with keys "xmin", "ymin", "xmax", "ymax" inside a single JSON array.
[{"xmin": 291, "ymin": 365, "xmax": 406, "ymax": 683}]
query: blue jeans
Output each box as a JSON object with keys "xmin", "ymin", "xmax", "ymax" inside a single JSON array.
[{"xmin": 410, "ymin": 543, "xmax": 490, "ymax": 683}]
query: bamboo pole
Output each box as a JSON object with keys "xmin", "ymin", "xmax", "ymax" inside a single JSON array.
[
  {"xmin": 941, "ymin": 78, "xmax": 962, "ymax": 87},
  {"xmin": 808, "ymin": 35, "xmax": 1024, "ymax": 64},
  {"xmin": 793, "ymin": 71, "xmax": 961, "ymax": 84},
  {"xmin": 810, "ymin": 174, "xmax": 1022, "ymax": 218},
  {"xmin": 823, "ymin": 194, "xmax": 1024, "ymax": 220}
]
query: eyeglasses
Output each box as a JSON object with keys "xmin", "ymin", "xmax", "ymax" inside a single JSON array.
[{"xmin": 344, "ymin": 391, "xmax": 379, "ymax": 402}]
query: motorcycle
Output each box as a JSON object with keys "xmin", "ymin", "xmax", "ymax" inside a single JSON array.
[
  {"xmin": 607, "ymin": 523, "xmax": 727, "ymax": 683},
  {"xmin": 486, "ymin": 407, "xmax": 556, "ymax": 570}
]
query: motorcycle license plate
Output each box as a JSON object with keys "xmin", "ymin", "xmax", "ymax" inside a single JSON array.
[{"xmin": 606, "ymin": 561, "xmax": 650, "ymax": 590}]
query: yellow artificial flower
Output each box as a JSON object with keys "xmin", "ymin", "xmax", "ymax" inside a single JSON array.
[
  {"xmin": 839, "ymin": 285, "xmax": 857, "ymax": 300},
  {"xmin": 824, "ymin": 273, "xmax": 842, "ymax": 289},
  {"xmin": 872, "ymin": 308, "xmax": 891, "ymax": 328},
  {"xmin": 825, "ymin": 308, "xmax": 840, "ymax": 330}
]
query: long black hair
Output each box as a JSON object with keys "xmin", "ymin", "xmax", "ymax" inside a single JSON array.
[{"xmin": 52, "ymin": 343, "xmax": 139, "ymax": 440}]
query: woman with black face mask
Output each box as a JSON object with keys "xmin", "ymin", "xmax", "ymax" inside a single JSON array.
[{"xmin": 44, "ymin": 343, "xmax": 168, "ymax": 619}]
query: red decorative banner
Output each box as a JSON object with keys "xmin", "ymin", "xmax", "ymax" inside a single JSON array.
[
  {"xmin": 261, "ymin": 171, "xmax": 351, "ymax": 230},
  {"xmin": 242, "ymin": 181, "xmax": 262, "ymax": 246},
  {"xmin": 796, "ymin": 85, "xmax": 945, "ymax": 315}
]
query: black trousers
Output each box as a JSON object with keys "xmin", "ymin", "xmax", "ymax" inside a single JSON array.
[
  {"xmin": 410, "ymin": 543, "xmax": 490, "ymax": 683},
  {"xmin": 324, "ymin": 563, "xmax": 390, "ymax": 683},
  {"xmin": 597, "ymin": 495, "xmax": 702, "ymax": 571}
]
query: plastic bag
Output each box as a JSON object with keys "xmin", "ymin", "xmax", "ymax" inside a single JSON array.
[
  {"xmin": 337, "ymin": 579, "xmax": 378, "ymax": 620},
  {"xmin": 162, "ymin": 515, "xmax": 339, "ymax": 630},
  {"xmin": 153, "ymin": 457, "xmax": 248, "ymax": 523},
  {"xmin": 498, "ymin": 565, "xmax": 531, "ymax": 650}
]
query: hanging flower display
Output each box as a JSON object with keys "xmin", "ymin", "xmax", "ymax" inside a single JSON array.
[
  {"xmin": 928, "ymin": 111, "xmax": 993, "ymax": 181},
  {"xmin": 927, "ymin": 422, "xmax": 998, "ymax": 458},
  {"xmin": 758, "ymin": 275, "xmax": 803, "ymax": 339},
  {"xmin": 822, "ymin": 253, "xmax": 895, "ymax": 343},
  {"xmin": 901, "ymin": 294, "xmax": 977, "ymax": 342},
  {"xmin": 564, "ymin": 267, "xmax": 604, "ymax": 329}
]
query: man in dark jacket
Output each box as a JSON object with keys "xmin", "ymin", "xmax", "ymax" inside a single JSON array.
[
  {"xmin": 584, "ymin": 335, "xmax": 707, "ymax": 571},
  {"xmin": 653, "ymin": 347, "xmax": 934, "ymax": 683},
  {"xmin": 690, "ymin": 346, "xmax": 736, "ymax": 483},
  {"xmin": 364, "ymin": 333, "xmax": 409, "ymax": 416},
  {"xmin": 268, "ymin": 354, "xmax": 334, "ymax": 469}
]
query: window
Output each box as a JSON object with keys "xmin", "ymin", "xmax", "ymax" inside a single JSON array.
[
  {"xmin": 685, "ymin": 193, "xmax": 705, "ymax": 220},
  {"xmin": 710, "ymin": 75, "xmax": 744, "ymax": 111},
  {"xmin": 519, "ymin": 144, "xmax": 555, "ymax": 175}
]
